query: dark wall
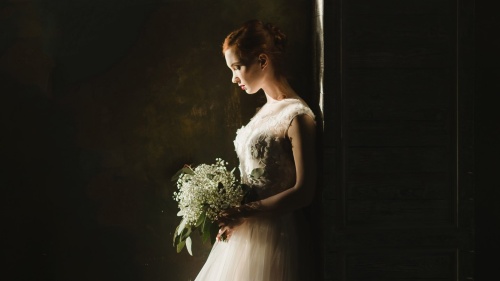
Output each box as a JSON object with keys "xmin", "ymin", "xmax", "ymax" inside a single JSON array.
[
  {"xmin": 0, "ymin": 1, "xmax": 313, "ymax": 280},
  {"xmin": 475, "ymin": 1, "xmax": 500, "ymax": 280}
]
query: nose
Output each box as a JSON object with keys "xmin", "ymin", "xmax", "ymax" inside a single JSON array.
[{"xmin": 232, "ymin": 72, "xmax": 239, "ymax": 84}]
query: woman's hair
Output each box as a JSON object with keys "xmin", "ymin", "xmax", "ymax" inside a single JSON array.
[{"xmin": 222, "ymin": 20, "xmax": 287, "ymax": 76}]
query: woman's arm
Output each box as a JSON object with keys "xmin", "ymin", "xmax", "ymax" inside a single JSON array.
[{"xmin": 247, "ymin": 113, "xmax": 317, "ymax": 213}]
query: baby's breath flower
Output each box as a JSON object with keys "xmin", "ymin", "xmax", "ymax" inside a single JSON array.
[{"xmin": 173, "ymin": 159, "xmax": 244, "ymax": 226}]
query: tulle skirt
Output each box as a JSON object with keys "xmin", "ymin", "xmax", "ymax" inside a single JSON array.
[{"xmin": 194, "ymin": 211, "xmax": 313, "ymax": 281}]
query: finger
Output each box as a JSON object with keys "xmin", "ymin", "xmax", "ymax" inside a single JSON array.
[
  {"xmin": 225, "ymin": 230, "xmax": 232, "ymax": 241},
  {"xmin": 216, "ymin": 227, "xmax": 227, "ymax": 241}
]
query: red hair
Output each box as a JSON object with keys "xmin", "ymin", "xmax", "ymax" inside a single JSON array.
[{"xmin": 222, "ymin": 20, "xmax": 287, "ymax": 76}]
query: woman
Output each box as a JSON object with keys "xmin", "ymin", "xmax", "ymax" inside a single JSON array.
[{"xmin": 195, "ymin": 20, "xmax": 317, "ymax": 281}]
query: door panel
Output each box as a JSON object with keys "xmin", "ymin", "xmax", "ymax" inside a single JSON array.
[{"xmin": 322, "ymin": 0, "xmax": 474, "ymax": 280}]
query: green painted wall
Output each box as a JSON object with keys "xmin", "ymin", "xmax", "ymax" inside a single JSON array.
[{"xmin": 1, "ymin": 1, "xmax": 313, "ymax": 280}]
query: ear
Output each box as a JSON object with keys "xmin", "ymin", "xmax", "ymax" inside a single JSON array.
[{"xmin": 258, "ymin": 54, "xmax": 269, "ymax": 69}]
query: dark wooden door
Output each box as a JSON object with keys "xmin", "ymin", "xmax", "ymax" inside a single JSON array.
[{"xmin": 322, "ymin": 0, "xmax": 474, "ymax": 280}]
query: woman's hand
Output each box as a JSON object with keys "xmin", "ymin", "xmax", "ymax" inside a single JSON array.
[
  {"xmin": 216, "ymin": 202, "xmax": 262, "ymax": 241},
  {"xmin": 216, "ymin": 207, "xmax": 247, "ymax": 242},
  {"xmin": 217, "ymin": 225, "xmax": 237, "ymax": 242}
]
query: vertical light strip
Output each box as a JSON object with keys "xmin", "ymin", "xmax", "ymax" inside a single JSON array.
[
  {"xmin": 456, "ymin": 0, "xmax": 460, "ymax": 230},
  {"xmin": 315, "ymin": 0, "xmax": 325, "ymax": 126}
]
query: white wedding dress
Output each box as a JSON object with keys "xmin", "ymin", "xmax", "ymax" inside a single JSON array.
[{"xmin": 195, "ymin": 98, "xmax": 315, "ymax": 281}]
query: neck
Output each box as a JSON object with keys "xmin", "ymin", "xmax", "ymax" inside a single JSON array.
[{"xmin": 262, "ymin": 75, "xmax": 299, "ymax": 102}]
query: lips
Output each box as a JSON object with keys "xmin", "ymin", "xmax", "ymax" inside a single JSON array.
[{"xmin": 239, "ymin": 84, "xmax": 246, "ymax": 90}]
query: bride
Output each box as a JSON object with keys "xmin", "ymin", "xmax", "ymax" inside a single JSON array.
[{"xmin": 195, "ymin": 20, "xmax": 317, "ymax": 281}]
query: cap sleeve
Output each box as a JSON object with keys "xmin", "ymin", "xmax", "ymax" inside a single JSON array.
[{"xmin": 278, "ymin": 100, "xmax": 315, "ymax": 137}]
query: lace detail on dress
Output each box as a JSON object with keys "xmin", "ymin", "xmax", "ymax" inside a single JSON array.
[{"xmin": 233, "ymin": 98, "xmax": 315, "ymax": 199}]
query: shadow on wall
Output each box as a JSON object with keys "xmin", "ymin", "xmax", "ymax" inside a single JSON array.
[{"xmin": 1, "ymin": 0, "xmax": 314, "ymax": 280}]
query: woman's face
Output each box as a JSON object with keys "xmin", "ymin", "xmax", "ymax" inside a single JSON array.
[{"xmin": 224, "ymin": 47, "xmax": 264, "ymax": 94}]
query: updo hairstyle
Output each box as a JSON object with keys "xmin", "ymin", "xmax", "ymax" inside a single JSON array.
[{"xmin": 222, "ymin": 20, "xmax": 287, "ymax": 77}]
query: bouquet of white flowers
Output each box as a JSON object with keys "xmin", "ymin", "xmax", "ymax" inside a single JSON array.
[{"xmin": 172, "ymin": 158, "xmax": 246, "ymax": 255}]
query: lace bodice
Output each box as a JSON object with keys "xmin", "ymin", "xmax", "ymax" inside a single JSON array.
[{"xmin": 234, "ymin": 98, "xmax": 315, "ymax": 200}]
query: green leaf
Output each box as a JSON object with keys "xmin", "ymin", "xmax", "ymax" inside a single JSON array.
[
  {"xmin": 183, "ymin": 167, "xmax": 194, "ymax": 175},
  {"xmin": 195, "ymin": 212, "xmax": 206, "ymax": 227},
  {"xmin": 202, "ymin": 227, "xmax": 210, "ymax": 243},
  {"xmin": 186, "ymin": 237, "xmax": 193, "ymax": 256},
  {"xmin": 176, "ymin": 239, "xmax": 186, "ymax": 253},
  {"xmin": 250, "ymin": 168, "xmax": 264, "ymax": 179},
  {"xmin": 201, "ymin": 217, "xmax": 212, "ymax": 244},
  {"xmin": 171, "ymin": 166, "xmax": 194, "ymax": 182},
  {"xmin": 173, "ymin": 224, "xmax": 180, "ymax": 245},
  {"xmin": 181, "ymin": 227, "xmax": 192, "ymax": 240},
  {"xmin": 210, "ymin": 222, "xmax": 219, "ymax": 245},
  {"xmin": 177, "ymin": 218, "xmax": 187, "ymax": 235}
]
